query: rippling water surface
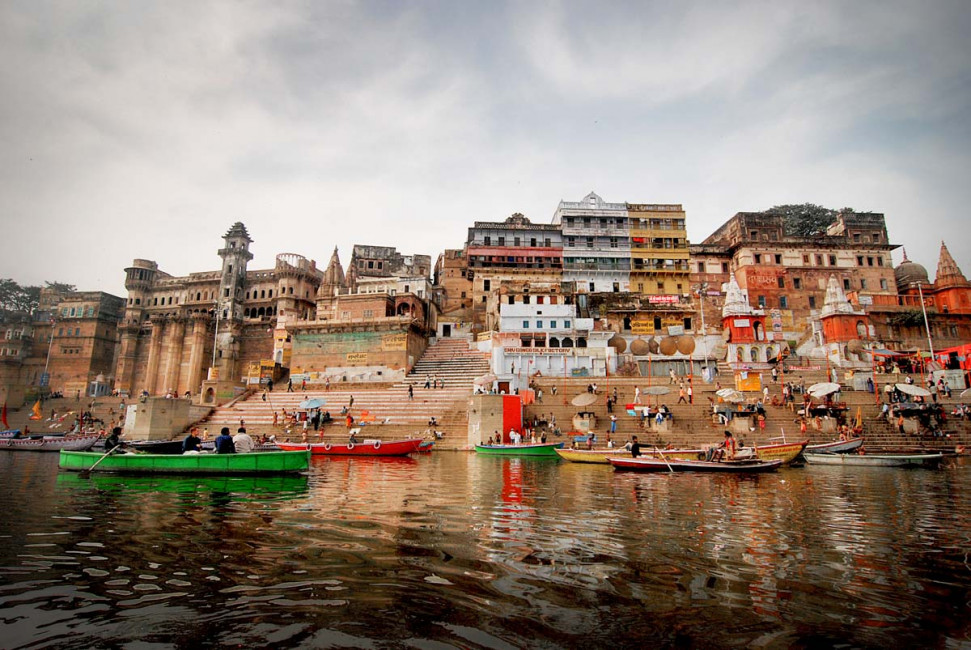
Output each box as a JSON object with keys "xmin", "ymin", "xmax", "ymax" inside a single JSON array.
[{"xmin": 1, "ymin": 452, "xmax": 969, "ymax": 648}]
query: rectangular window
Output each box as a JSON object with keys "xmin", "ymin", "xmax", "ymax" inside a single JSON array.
[
  {"xmin": 530, "ymin": 238, "xmax": 537, "ymax": 247},
  {"xmin": 880, "ymin": 279, "xmax": 888, "ymax": 290},
  {"xmin": 508, "ymin": 296, "xmax": 514, "ymax": 304},
  {"xmin": 514, "ymin": 237, "xmax": 520, "ymax": 246},
  {"xmin": 683, "ymin": 317, "xmax": 692, "ymax": 330},
  {"xmin": 537, "ymin": 296, "xmax": 545, "ymax": 304},
  {"xmin": 853, "ymin": 233, "xmax": 861, "ymax": 242},
  {"xmin": 793, "ymin": 278, "xmax": 802, "ymax": 290},
  {"xmin": 498, "ymin": 237, "xmax": 505, "ymax": 246},
  {"xmin": 777, "ymin": 277, "xmax": 785, "ymax": 288},
  {"xmin": 860, "ymin": 279, "xmax": 868, "ymax": 290},
  {"xmin": 843, "ymin": 279, "xmax": 851, "ymax": 291},
  {"xmin": 483, "ymin": 280, "xmax": 491, "ymax": 291},
  {"xmin": 224, "ymin": 289, "xmax": 229, "ymax": 297},
  {"xmin": 829, "ymin": 255, "xmax": 837, "ymax": 266},
  {"xmin": 550, "ymin": 321, "xmax": 557, "ymax": 328},
  {"xmin": 867, "ymin": 257, "xmax": 874, "ymax": 266},
  {"xmin": 589, "ymin": 282, "xmax": 595, "ymax": 292},
  {"xmin": 754, "ymin": 254, "xmax": 762, "ymax": 264},
  {"xmin": 780, "ymin": 296, "xmax": 789, "ymax": 309},
  {"xmin": 564, "ymin": 320, "xmax": 571, "ymax": 328},
  {"xmin": 653, "ymin": 317, "xmax": 662, "ymax": 330},
  {"xmin": 75, "ymin": 328, "xmax": 80, "ymax": 336},
  {"xmin": 523, "ymin": 295, "xmax": 531, "ymax": 304},
  {"xmin": 857, "ymin": 256, "xmax": 864, "ymax": 266},
  {"xmin": 803, "ymin": 254, "xmax": 810, "ymax": 264},
  {"xmin": 698, "ymin": 262, "xmax": 705, "ymax": 272},
  {"xmin": 722, "ymin": 263, "xmax": 729, "ymax": 273},
  {"xmin": 523, "ymin": 321, "xmax": 529, "ymax": 328},
  {"xmin": 774, "ymin": 254, "xmax": 782, "ymax": 264},
  {"xmin": 815, "ymin": 255, "xmax": 823, "ymax": 265},
  {"xmin": 877, "ymin": 257, "xmax": 884, "ymax": 266},
  {"xmin": 758, "ymin": 295, "xmax": 766, "ymax": 308},
  {"xmin": 536, "ymin": 321, "xmax": 543, "ymax": 328},
  {"xmin": 484, "ymin": 236, "xmax": 491, "ymax": 245}
]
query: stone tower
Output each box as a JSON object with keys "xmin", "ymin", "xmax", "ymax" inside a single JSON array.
[
  {"xmin": 934, "ymin": 241, "xmax": 969, "ymax": 290},
  {"xmin": 214, "ymin": 222, "xmax": 253, "ymax": 380},
  {"xmin": 319, "ymin": 247, "xmax": 346, "ymax": 298}
]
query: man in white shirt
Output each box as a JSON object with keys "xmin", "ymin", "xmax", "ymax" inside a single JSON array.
[{"xmin": 233, "ymin": 427, "xmax": 255, "ymax": 453}]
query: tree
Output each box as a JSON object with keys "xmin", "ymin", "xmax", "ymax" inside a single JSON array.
[
  {"xmin": 762, "ymin": 203, "xmax": 842, "ymax": 237},
  {"xmin": 0, "ymin": 279, "xmax": 40, "ymax": 313},
  {"xmin": 44, "ymin": 281, "xmax": 76, "ymax": 293}
]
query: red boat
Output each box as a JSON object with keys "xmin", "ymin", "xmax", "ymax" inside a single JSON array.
[{"xmin": 277, "ymin": 438, "xmax": 424, "ymax": 456}]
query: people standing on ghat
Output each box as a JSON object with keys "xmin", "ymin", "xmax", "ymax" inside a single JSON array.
[
  {"xmin": 301, "ymin": 378, "xmax": 307, "ymax": 391},
  {"xmin": 408, "ymin": 384, "xmax": 414, "ymax": 400},
  {"xmin": 634, "ymin": 386, "xmax": 641, "ymax": 404},
  {"xmin": 677, "ymin": 386, "xmax": 687, "ymax": 404},
  {"xmin": 610, "ymin": 414, "xmax": 617, "ymax": 433},
  {"xmin": 233, "ymin": 427, "xmax": 255, "ymax": 453},
  {"xmin": 214, "ymin": 427, "xmax": 236, "ymax": 454},
  {"xmin": 287, "ymin": 378, "xmax": 293, "ymax": 392},
  {"xmin": 669, "ymin": 368, "xmax": 677, "ymax": 384},
  {"xmin": 325, "ymin": 376, "xmax": 330, "ymax": 391},
  {"xmin": 424, "ymin": 376, "xmax": 431, "ymax": 389},
  {"xmin": 267, "ymin": 378, "xmax": 274, "ymax": 392},
  {"xmin": 687, "ymin": 384, "xmax": 693, "ymax": 404},
  {"xmin": 182, "ymin": 427, "xmax": 202, "ymax": 453},
  {"xmin": 348, "ymin": 395, "xmax": 355, "ymax": 408}
]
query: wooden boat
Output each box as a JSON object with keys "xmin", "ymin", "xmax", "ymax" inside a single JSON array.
[
  {"xmin": 643, "ymin": 439, "xmax": 808, "ymax": 465},
  {"xmin": 555, "ymin": 447, "xmax": 629, "ymax": 464},
  {"xmin": 608, "ymin": 457, "xmax": 783, "ymax": 473},
  {"xmin": 0, "ymin": 429, "xmax": 20, "ymax": 439},
  {"xmin": 0, "ymin": 434, "xmax": 99, "ymax": 452},
  {"xmin": 57, "ymin": 471, "xmax": 309, "ymax": 494},
  {"xmin": 803, "ymin": 451, "xmax": 945, "ymax": 468},
  {"xmin": 129, "ymin": 440, "xmax": 185, "ymax": 454},
  {"xmin": 417, "ymin": 440, "xmax": 435, "ymax": 453},
  {"xmin": 277, "ymin": 438, "xmax": 424, "ymax": 456},
  {"xmin": 59, "ymin": 449, "xmax": 310, "ymax": 475},
  {"xmin": 474, "ymin": 442, "xmax": 564, "ymax": 457},
  {"xmin": 806, "ymin": 437, "xmax": 864, "ymax": 453}
]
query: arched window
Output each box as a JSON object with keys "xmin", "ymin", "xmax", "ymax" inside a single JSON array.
[
  {"xmin": 562, "ymin": 337, "xmax": 574, "ymax": 348},
  {"xmin": 549, "ymin": 337, "xmax": 560, "ymax": 347},
  {"xmin": 577, "ymin": 338, "xmax": 587, "ymax": 348},
  {"xmin": 196, "ymin": 292, "xmax": 201, "ymax": 301},
  {"xmin": 258, "ymin": 307, "xmax": 265, "ymax": 317},
  {"xmin": 856, "ymin": 321, "xmax": 867, "ymax": 337},
  {"xmin": 260, "ymin": 290, "xmax": 265, "ymax": 299},
  {"xmin": 244, "ymin": 308, "xmax": 250, "ymax": 318}
]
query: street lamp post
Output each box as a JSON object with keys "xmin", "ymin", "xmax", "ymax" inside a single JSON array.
[
  {"xmin": 914, "ymin": 280, "xmax": 935, "ymax": 370},
  {"xmin": 694, "ymin": 283, "xmax": 710, "ymax": 380}
]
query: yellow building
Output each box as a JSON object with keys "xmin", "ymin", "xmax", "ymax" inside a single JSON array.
[{"xmin": 627, "ymin": 203, "xmax": 690, "ymax": 297}]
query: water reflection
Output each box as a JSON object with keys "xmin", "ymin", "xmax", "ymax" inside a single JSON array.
[{"xmin": 0, "ymin": 453, "xmax": 968, "ymax": 647}]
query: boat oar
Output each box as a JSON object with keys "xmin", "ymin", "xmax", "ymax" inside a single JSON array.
[
  {"xmin": 654, "ymin": 446, "xmax": 675, "ymax": 473},
  {"xmin": 80, "ymin": 444, "xmax": 121, "ymax": 477}
]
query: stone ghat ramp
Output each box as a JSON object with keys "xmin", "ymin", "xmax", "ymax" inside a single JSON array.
[{"xmin": 199, "ymin": 338, "xmax": 490, "ymax": 449}]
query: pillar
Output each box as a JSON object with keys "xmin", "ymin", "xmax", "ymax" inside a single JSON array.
[{"xmin": 144, "ymin": 318, "xmax": 165, "ymax": 395}]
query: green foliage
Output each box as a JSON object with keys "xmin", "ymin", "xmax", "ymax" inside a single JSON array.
[
  {"xmin": 762, "ymin": 203, "xmax": 843, "ymax": 237},
  {"xmin": 887, "ymin": 310, "xmax": 925, "ymax": 328},
  {"xmin": 45, "ymin": 281, "xmax": 76, "ymax": 293},
  {"xmin": 0, "ymin": 279, "xmax": 73, "ymax": 314}
]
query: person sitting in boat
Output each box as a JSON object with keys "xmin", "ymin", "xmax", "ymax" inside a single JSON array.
[
  {"xmin": 104, "ymin": 427, "xmax": 123, "ymax": 452},
  {"xmin": 486, "ymin": 436, "xmax": 494, "ymax": 446},
  {"xmin": 233, "ymin": 427, "xmax": 255, "ymax": 453},
  {"xmin": 348, "ymin": 430, "xmax": 359, "ymax": 445},
  {"xmin": 214, "ymin": 427, "xmax": 236, "ymax": 454},
  {"xmin": 182, "ymin": 427, "xmax": 203, "ymax": 454},
  {"xmin": 630, "ymin": 435, "xmax": 642, "ymax": 458},
  {"xmin": 711, "ymin": 430, "xmax": 737, "ymax": 462}
]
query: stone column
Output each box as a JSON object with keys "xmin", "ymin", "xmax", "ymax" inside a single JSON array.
[
  {"xmin": 186, "ymin": 313, "xmax": 209, "ymax": 395},
  {"xmin": 114, "ymin": 322, "xmax": 140, "ymax": 394},
  {"xmin": 163, "ymin": 317, "xmax": 186, "ymax": 395},
  {"xmin": 144, "ymin": 318, "xmax": 165, "ymax": 395}
]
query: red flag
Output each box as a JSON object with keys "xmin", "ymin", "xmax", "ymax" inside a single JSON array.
[{"xmin": 1, "ymin": 403, "xmax": 8, "ymax": 429}]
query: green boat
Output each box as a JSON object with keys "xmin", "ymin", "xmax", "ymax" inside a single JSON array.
[
  {"xmin": 59, "ymin": 450, "xmax": 311, "ymax": 475},
  {"xmin": 474, "ymin": 442, "xmax": 564, "ymax": 457},
  {"xmin": 56, "ymin": 471, "xmax": 309, "ymax": 495}
]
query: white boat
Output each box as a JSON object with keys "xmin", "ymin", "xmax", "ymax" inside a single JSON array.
[
  {"xmin": 806, "ymin": 437, "xmax": 864, "ymax": 453},
  {"xmin": 804, "ymin": 451, "xmax": 944, "ymax": 468},
  {"xmin": 0, "ymin": 434, "xmax": 100, "ymax": 452}
]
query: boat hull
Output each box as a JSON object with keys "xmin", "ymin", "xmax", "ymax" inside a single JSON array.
[
  {"xmin": 475, "ymin": 442, "xmax": 564, "ymax": 456},
  {"xmin": 609, "ymin": 457, "xmax": 783, "ymax": 473},
  {"xmin": 804, "ymin": 452, "xmax": 944, "ymax": 468},
  {"xmin": 59, "ymin": 450, "xmax": 310, "ymax": 475},
  {"xmin": 277, "ymin": 439, "xmax": 423, "ymax": 456},
  {"xmin": 644, "ymin": 440, "xmax": 808, "ymax": 465},
  {"xmin": 806, "ymin": 438, "xmax": 864, "ymax": 453},
  {"xmin": 554, "ymin": 447, "xmax": 629, "ymax": 464},
  {"xmin": 1, "ymin": 434, "xmax": 99, "ymax": 452}
]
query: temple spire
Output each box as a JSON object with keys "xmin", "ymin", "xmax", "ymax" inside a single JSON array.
[{"xmin": 935, "ymin": 241, "xmax": 968, "ymax": 289}]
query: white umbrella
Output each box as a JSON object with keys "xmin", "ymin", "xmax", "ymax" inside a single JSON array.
[
  {"xmin": 807, "ymin": 382, "xmax": 841, "ymax": 398},
  {"xmin": 642, "ymin": 386, "xmax": 670, "ymax": 396},
  {"xmin": 298, "ymin": 398, "xmax": 326, "ymax": 409},
  {"xmin": 571, "ymin": 392, "xmax": 598, "ymax": 407},
  {"xmin": 895, "ymin": 383, "xmax": 932, "ymax": 397},
  {"xmin": 716, "ymin": 388, "xmax": 745, "ymax": 403},
  {"xmin": 473, "ymin": 374, "xmax": 498, "ymax": 386}
]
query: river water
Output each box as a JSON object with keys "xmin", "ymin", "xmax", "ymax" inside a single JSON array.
[{"xmin": 0, "ymin": 452, "xmax": 969, "ymax": 649}]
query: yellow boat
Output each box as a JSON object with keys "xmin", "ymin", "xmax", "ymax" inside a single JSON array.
[{"xmin": 555, "ymin": 447, "xmax": 629, "ymax": 464}]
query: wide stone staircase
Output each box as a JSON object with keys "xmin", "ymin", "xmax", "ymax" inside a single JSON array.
[{"xmin": 197, "ymin": 337, "xmax": 491, "ymax": 449}]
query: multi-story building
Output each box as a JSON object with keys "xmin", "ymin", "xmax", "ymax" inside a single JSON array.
[
  {"xmin": 347, "ymin": 245, "xmax": 431, "ymax": 289},
  {"xmin": 466, "ymin": 213, "xmax": 563, "ymax": 329},
  {"xmin": 433, "ymin": 249, "xmax": 473, "ymax": 325},
  {"xmin": 628, "ymin": 203, "xmax": 691, "ymax": 297},
  {"xmin": 115, "ymin": 223, "xmax": 322, "ymax": 398},
  {"xmin": 690, "ymin": 211, "xmax": 898, "ymax": 350},
  {"xmin": 553, "ymin": 191, "xmax": 630, "ymax": 294},
  {"xmin": 49, "ymin": 292, "xmax": 125, "ymax": 397}
]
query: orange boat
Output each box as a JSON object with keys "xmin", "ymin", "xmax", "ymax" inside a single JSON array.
[{"xmin": 277, "ymin": 438, "xmax": 423, "ymax": 457}]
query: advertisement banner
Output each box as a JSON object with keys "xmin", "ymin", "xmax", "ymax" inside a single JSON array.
[{"xmin": 346, "ymin": 352, "xmax": 368, "ymax": 364}]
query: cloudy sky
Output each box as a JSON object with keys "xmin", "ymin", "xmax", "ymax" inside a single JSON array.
[{"xmin": 1, "ymin": 1, "xmax": 969, "ymax": 296}]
